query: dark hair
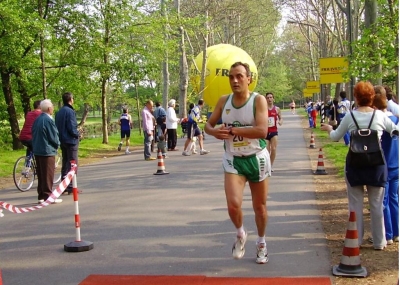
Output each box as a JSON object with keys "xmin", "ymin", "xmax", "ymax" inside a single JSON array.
[
  {"xmin": 373, "ymin": 85, "xmax": 387, "ymax": 110},
  {"xmin": 265, "ymin": 92, "xmax": 274, "ymax": 98},
  {"xmin": 354, "ymin": 81, "xmax": 375, "ymax": 107},
  {"xmin": 62, "ymin": 92, "xmax": 73, "ymax": 105},
  {"xmin": 158, "ymin": 134, "xmax": 165, "ymax": 141},
  {"xmin": 155, "ymin": 102, "xmax": 161, "ymax": 107},
  {"xmin": 339, "ymin": 91, "xmax": 347, "ymax": 99},
  {"xmin": 383, "ymin": 85, "xmax": 394, "ymax": 101},
  {"xmin": 198, "ymin": 99, "xmax": 204, "ymax": 106},
  {"xmin": 230, "ymin": 62, "xmax": 251, "ymax": 77},
  {"xmin": 189, "ymin": 103, "xmax": 194, "ymax": 110},
  {"xmin": 33, "ymin": 100, "xmax": 41, "ymax": 109},
  {"xmin": 122, "ymin": 108, "xmax": 128, "ymax": 114}
]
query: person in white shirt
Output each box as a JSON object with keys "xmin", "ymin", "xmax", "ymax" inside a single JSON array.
[
  {"xmin": 384, "ymin": 85, "xmax": 399, "ymax": 117},
  {"xmin": 166, "ymin": 99, "xmax": 180, "ymax": 151}
]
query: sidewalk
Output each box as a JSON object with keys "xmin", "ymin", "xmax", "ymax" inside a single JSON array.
[{"xmin": 0, "ymin": 110, "xmax": 332, "ymax": 285}]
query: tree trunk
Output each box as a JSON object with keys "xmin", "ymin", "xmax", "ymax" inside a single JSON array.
[
  {"xmin": 101, "ymin": 78, "xmax": 109, "ymax": 144},
  {"xmin": 1, "ymin": 70, "xmax": 23, "ymax": 150},
  {"xmin": 365, "ymin": 0, "xmax": 381, "ymax": 85},
  {"xmin": 14, "ymin": 69, "xmax": 33, "ymax": 115},
  {"xmin": 135, "ymin": 83, "xmax": 142, "ymax": 135},
  {"xmin": 161, "ymin": 0, "xmax": 169, "ymax": 108},
  {"xmin": 79, "ymin": 102, "xmax": 90, "ymax": 127}
]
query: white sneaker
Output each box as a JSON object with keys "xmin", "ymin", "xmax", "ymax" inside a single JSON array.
[
  {"xmin": 192, "ymin": 150, "xmax": 198, "ymax": 154},
  {"xmin": 182, "ymin": 151, "xmax": 191, "ymax": 156},
  {"xmin": 52, "ymin": 199, "xmax": 63, "ymax": 204},
  {"xmin": 38, "ymin": 199, "xmax": 45, "ymax": 204},
  {"xmin": 125, "ymin": 151, "xmax": 131, "ymax": 154},
  {"xmin": 256, "ymin": 242, "xmax": 269, "ymax": 264},
  {"xmin": 232, "ymin": 230, "xmax": 247, "ymax": 259},
  {"xmin": 200, "ymin": 149, "xmax": 210, "ymax": 155}
]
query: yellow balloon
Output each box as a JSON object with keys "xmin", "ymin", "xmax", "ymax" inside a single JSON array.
[{"xmin": 190, "ymin": 44, "xmax": 258, "ymax": 109}]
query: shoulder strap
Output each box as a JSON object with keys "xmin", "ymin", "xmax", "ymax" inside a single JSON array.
[
  {"xmin": 332, "ymin": 105, "xmax": 336, "ymax": 120},
  {"xmin": 350, "ymin": 111, "xmax": 360, "ymax": 129},
  {"xmin": 367, "ymin": 110, "xmax": 376, "ymax": 129}
]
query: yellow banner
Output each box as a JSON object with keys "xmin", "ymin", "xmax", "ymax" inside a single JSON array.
[
  {"xmin": 319, "ymin": 57, "xmax": 349, "ymax": 84},
  {"xmin": 303, "ymin": 88, "xmax": 319, "ymax": 95},
  {"xmin": 306, "ymin": 81, "xmax": 320, "ymax": 90},
  {"xmin": 303, "ymin": 89, "xmax": 314, "ymax": 98}
]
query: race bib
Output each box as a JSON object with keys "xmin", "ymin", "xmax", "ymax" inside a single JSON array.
[
  {"xmin": 229, "ymin": 126, "xmax": 253, "ymax": 152},
  {"xmin": 268, "ymin": 117, "xmax": 275, "ymax": 127}
]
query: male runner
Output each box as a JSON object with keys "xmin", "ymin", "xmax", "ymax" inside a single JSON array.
[{"xmin": 265, "ymin": 92, "xmax": 282, "ymax": 171}]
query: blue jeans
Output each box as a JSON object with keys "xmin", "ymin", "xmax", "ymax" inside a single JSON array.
[
  {"xmin": 144, "ymin": 132, "xmax": 152, "ymax": 159},
  {"xmin": 383, "ymin": 167, "xmax": 399, "ymax": 240}
]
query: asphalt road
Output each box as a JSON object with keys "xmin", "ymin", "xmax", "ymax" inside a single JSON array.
[{"xmin": 0, "ymin": 110, "xmax": 333, "ymax": 285}]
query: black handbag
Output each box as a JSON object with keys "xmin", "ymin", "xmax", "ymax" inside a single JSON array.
[{"xmin": 347, "ymin": 110, "xmax": 385, "ymax": 168}]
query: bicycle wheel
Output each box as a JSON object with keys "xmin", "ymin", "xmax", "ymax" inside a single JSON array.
[
  {"xmin": 13, "ymin": 156, "xmax": 35, "ymax": 192},
  {"xmin": 53, "ymin": 151, "xmax": 62, "ymax": 184}
]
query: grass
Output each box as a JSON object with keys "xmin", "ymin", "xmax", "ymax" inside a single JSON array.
[{"xmin": 298, "ymin": 109, "xmax": 348, "ymax": 177}]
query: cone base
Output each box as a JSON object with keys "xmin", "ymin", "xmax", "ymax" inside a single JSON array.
[
  {"xmin": 314, "ymin": 170, "xmax": 327, "ymax": 175},
  {"xmin": 333, "ymin": 264, "xmax": 367, "ymax": 277},
  {"xmin": 64, "ymin": 240, "xmax": 94, "ymax": 252},
  {"xmin": 154, "ymin": 171, "xmax": 169, "ymax": 175}
]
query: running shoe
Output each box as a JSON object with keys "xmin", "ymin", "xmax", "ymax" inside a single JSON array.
[
  {"xmin": 200, "ymin": 149, "xmax": 210, "ymax": 155},
  {"xmin": 232, "ymin": 230, "xmax": 247, "ymax": 259},
  {"xmin": 182, "ymin": 151, "xmax": 191, "ymax": 156},
  {"xmin": 125, "ymin": 150, "xmax": 131, "ymax": 154},
  {"xmin": 192, "ymin": 150, "xmax": 198, "ymax": 154},
  {"xmin": 256, "ymin": 242, "xmax": 269, "ymax": 264}
]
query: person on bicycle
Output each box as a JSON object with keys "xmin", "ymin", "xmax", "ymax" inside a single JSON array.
[{"xmin": 19, "ymin": 100, "xmax": 42, "ymax": 156}]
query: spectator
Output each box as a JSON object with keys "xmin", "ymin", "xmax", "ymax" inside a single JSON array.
[
  {"xmin": 321, "ymin": 81, "xmax": 398, "ymax": 250},
  {"xmin": 32, "ymin": 99, "xmax": 62, "ymax": 204},
  {"xmin": 19, "ymin": 100, "xmax": 42, "ymax": 156},
  {"xmin": 166, "ymin": 99, "xmax": 180, "ymax": 151},
  {"xmin": 55, "ymin": 92, "xmax": 81, "ymax": 195},
  {"xmin": 157, "ymin": 134, "xmax": 167, "ymax": 158},
  {"xmin": 141, "ymin": 100, "xmax": 156, "ymax": 161},
  {"xmin": 373, "ymin": 85, "xmax": 399, "ymax": 245},
  {"xmin": 384, "ymin": 85, "xmax": 399, "ymax": 117},
  {"xmin": 154, "ymin": 102, "xmax": 167, "ymax": 139},
  {"xmin": 337, "ymin": 91, "xmax": 351, "ymax": 146}
]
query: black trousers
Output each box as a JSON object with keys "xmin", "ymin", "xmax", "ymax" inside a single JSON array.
[
  {"xmin": 60, "ymin": 142, "xmax": 78, "ymax": 191},
  {"xmin": 167, "ymin": 129, "xmax": 177, "ymax": 150},
  {"xmin": 35, "ymin": 155, "xmax": 55, "ymax": 200}
]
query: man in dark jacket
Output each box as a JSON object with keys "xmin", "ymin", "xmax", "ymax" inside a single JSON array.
[
  {"xmin": 55, "ymin": 92, "xmax": 81, "ymax": 194},
  {"xmin": 32, "ymin": 99, "xmax": 62, "ymax": 204}
]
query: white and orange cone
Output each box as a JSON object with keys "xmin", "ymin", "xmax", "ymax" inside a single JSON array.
[
  {"xmin": 314, "ymin": 148, "xmax": 327, "ymax": 175},
  {"xmin": 332, "ymin": 211, "xmax": 367, "ymax": 277},
  {"xmin": 154, "ymin": 150, "xmax": 169, "ymax": 175},
  {"xmin": 309, "ymin": 132, "xmax": 316, "ymax": 149}
]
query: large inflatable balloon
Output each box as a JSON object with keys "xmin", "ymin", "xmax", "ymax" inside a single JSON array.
[{"xmin": 190, "ymin": 44, "xmax": 258, "ymax": 110}]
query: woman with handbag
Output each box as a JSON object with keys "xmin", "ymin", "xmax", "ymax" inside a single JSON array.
[{"xmin": 321, "ymin": 81, "xmax": 398, "ymax": 250}]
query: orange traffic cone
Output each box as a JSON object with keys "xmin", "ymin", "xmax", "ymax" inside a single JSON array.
[
  {"xmin": 309, "ymin": 132, "xmax": 316, "ymax": 149},
  {"xmin": 332, "ymin": 211, "xmax": 367, "ymax": 277},
  {"xmin": 154, "ymin": 150, "xmax": 169, "ymax": 175},
  {"xmin": 314, "ymin": 148, "xmax": 327, "ymax": 175}
]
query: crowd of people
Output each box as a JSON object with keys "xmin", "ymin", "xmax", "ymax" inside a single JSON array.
[{"xmin": 19, "ymin": 92, "xmax": 81, "ymax": 205}]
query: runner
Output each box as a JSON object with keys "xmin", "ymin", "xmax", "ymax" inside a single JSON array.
[
  {"xmin": 265, "ymin": 92, "xmax": 282, "ymax": 172},
  {"xmin": 117, "ymin": 107, "xmax": 133, "ymax": 154}
]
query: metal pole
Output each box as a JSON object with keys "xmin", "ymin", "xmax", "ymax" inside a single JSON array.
[{"xmin": 347, "ymin": 0, "xmax": 355, "ymax": 102}]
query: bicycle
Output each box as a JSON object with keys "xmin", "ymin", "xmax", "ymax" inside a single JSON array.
[{"xmin": 13, "ymin": 150, "xmax": 62, "ymax": 192}]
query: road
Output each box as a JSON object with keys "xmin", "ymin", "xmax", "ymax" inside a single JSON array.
[{"xmin": 0, "ymin": 110, "xmax": 333, "ymax": 285}]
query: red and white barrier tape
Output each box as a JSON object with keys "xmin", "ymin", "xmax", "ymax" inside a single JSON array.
[{"xmin": 0, "ymin": 165, "xmax": 77, "ymax": 215}]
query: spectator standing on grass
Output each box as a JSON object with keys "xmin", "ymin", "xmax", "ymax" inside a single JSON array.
[
  {"xmin": 321, "ymin": 81, "xmax": 398, "ymax": 250},
  {"xmin": 117, "ymin": 107, "xmax": 133, "ymax": 154},
  {"xmin": 166, "ymin": 99, "xmax": 180, "ymax": 151},
  {"xmin": 373, "ymin": 86, "xmax": 399, "ymax": 245},
  {"xmin": 55, "ymin": 92, "xmax": 81, "ymax": 195},
  {"xmin": 32, "ymin": 99, "xmax": 62, "ymax": 204},
  {"xmin": 337, "ymin": 91, "xmax": 351, "ymax": 146},
  {"xmin": 141, "ymin": 100, "xmax": 156, "ymax": 161},
  {"xmin": 19, "ymin": 100, "xmax": 42, "ymax": 156},
  {"xmin": 384, "ymin": 85, "xmax": 399, "ymax": 117}
]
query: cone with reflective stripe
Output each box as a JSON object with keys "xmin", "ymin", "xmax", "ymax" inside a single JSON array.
[
  {"xmin": 333, "ymin": 211, "xmax": 367, "ymax": 277},
  {"xmin": 309, "ymin": 132, "xmax": 316, "ymax": 148},
  {"xmin": 314, "ymin": 148, "xmax": 327, "ymax": 175},
  {"xmin": 154, "ymin": 150, "xmax": 169, "ymax": 175}
]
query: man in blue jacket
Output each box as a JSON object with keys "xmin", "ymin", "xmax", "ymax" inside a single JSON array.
[
  {"xmin": 55, "ymin": 92, "xmax": 81, "ymax": 195},
  {"xmin": 32, "ymin": 99, "xmax": 62, "ymax": 204}
]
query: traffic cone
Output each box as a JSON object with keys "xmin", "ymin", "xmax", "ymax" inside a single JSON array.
[
  {"xmin": 314, "ymin": 148, "xmax": 327, "ymax": 175},
  {"xmin": 154, "ymin": 150, "xmax": 169, "ymax": 175},
  {"xmin": 332, "ymin": 211, "xmax": 367, "ymax": 277},
  {"xmin": 309, "ymin": 132, "xmax": 316, "ymax": 148}
]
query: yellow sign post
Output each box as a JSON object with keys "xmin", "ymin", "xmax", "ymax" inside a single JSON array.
[
  {"xmin": 319, "ymin": 57, "xmax": 349, "ymax": 84},
  {"xmin": 302, "ymin": 89, "xmax": 314, "ymax": 98},
  {"xmin": 306, "ymin": 81, "xmax": 320, "ymax": 93}
]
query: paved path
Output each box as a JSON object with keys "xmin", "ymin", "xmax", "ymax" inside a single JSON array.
[{"xmin": 0, "ymin": 110, "xmax": 332, "ymax": 285}]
